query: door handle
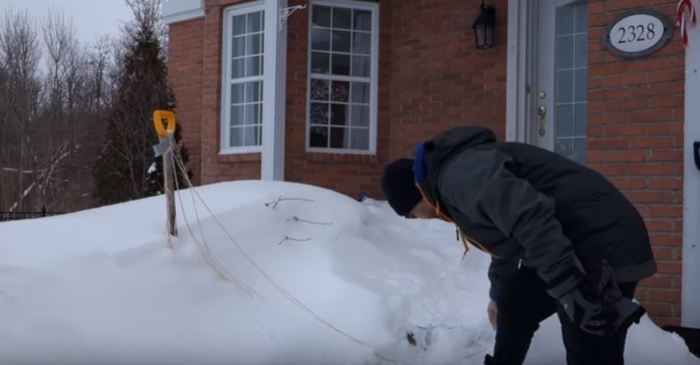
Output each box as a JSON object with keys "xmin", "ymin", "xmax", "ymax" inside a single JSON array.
[
  {"xmin": 537, "ymin": 105, "xmax": 547, "ymax": 136},
  {"xmin": 694, "ymin": 141, "xmax": 700, "ymax": 171}
]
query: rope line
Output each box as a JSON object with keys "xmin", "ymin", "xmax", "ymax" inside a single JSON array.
[
  {"xmin": 168, "ymin": 139, "xmax": 258, "ymax": 296},
  {"xmin": 166, "ymin": 135, "xmax": 401, "ymax": 364}
]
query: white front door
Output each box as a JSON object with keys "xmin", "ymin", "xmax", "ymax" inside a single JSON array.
[{"xmin": 534, "ymin": 0, "xmax": 589, "ymax": 164}]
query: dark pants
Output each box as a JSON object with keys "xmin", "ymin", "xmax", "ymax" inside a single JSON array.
[{"xmin": 488, "ymin": 267, "xmax": 637, "ymax": 365}]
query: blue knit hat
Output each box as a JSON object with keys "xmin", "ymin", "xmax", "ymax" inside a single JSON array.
[{"xmin": 381, "ymin": 158, "xmax": 422, "ymax": 217}]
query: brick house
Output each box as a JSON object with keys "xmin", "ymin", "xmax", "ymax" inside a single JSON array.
[{"xmin": 163, "ymin": 0, "xmax": 699, "ymax": 327}]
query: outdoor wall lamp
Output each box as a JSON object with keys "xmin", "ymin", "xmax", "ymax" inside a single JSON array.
[{"xmin": 473, "ymin": 0, "xmax": 496, "ymax": 49}]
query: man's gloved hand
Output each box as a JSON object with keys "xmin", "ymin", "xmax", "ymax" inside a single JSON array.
[
  {"xmin": 558, "ymin": 261, "xmax": 645, "ymax": 336},
  {"xmin": 558, "ymin": 285, "xmax": 610, "ymax": 336}
]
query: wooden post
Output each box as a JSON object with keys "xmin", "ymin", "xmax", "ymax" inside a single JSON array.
[
  {"xmin": 153, "ymin": 110, "xmax": 178, "ymax": 242},
  {"xmin": 163, "ymin": 132, "xmax": 177, "ymax": 238}
]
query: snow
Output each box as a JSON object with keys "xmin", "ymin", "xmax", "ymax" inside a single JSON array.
[{"xmin": 0, "ymin": 181, "xmax": 697, "ymax": 365}]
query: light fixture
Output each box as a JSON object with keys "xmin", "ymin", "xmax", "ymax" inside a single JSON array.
[{"xmin": 473, "ymin": 0, "xmax": 496, "ymax": 49}]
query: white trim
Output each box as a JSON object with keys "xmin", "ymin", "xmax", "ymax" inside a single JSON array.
[
  {"xmin": 307, "ymin": 147, "xmax": 375, "ymax": 155},
  {"xmin": 506, "ymin": 0, "xmax": 536, "ymax": 143},
  {"xmin": 162, "ymin": 0, "xmax": 204, "ymax": 25},
  {"xmin": 305, "ymin": 0, "xmax": 379, "ymax": 155},
  {"xmin": 682, "ymin": 15, "xmax": 700, "ymax": 329},
  {"xmin": 220, "ymin": 146, "xmax": 263, "ymax": 155},
  {"xmin": 220, "ymin": 2, "xmax": 265, "ymax": 156},
  {"xmin": 313, "ymin": 0, "xmax": 378, "ymax": 11},
  {"xmin": 261, "ymin": 0, "xmax": 287, "ymax": 180}
]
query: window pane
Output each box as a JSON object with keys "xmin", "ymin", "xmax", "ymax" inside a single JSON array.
[
  {"xmin": 245, "ymin": 56, "xmax": 262, "ymax": 77},
  {"xmin": 231, "ymin": 105, "xmax": 244, "ymax": 126},
  {"xmin": 574, "ymin": 3, "xmax": 588, "ymax": 33},
  {"xmin": 556, "ymin": 35, "xmax": 574, "ymax": 69},
  {"xmin": 351, "ymin": 82, "xmax": 370, "ymax": 104},
  {"xmin": 331, "ymin": 81, "xmax": 349, "ymax": 102},
  {"xmin": 555, "ymin": 105, "xmax": 573, "ymax": 137},
  {"xmin": 573, "ymin": 138, "xmax": 587, "ymax": 164},
  {"xmin": 353, "ymin": 10, "xmax": 371, "ymax": 31},
  {"xmin": 331, "ymin": 104, "xmax": 349, "ymax": 126},
  {"xmin": 332, "ymin": 30, "xmax": 351, "ymax": 52},
  {"xmin": 350, "ymin": 128, "xmax": 369, "ymax": 150},
  {"xmin": 556, "ymin": 70, "xmax": 573, "ymax": 103},
  {"xmin": 311, "ymin": 28, "xmax": 331, "ymax": 50},
  {"xmin": 233, "ymin": 15, "xmax": 246, "ymax": 36},
  {"xmin": 232, "ymin": 36, "xmax": 244, "ymax": 57},
  {"xmin": 332, "ymin": 7, "xmax": 352, "ymax": 29},
  {"xmin": 231, "ymin": 127, "xmax": 244, "ymax": 147},
  {"xmin": 556, "ymin": 4, "xmax": 574, "ymax": 35},
  {"xmin": 246, "ymin": 33, "xmax": 262, "ymax": 55},
  {"xmin": 574, "ymin": 104, "xmax": 587, "ymax": 136},
  {"xmin": 574, "ymin": 34, "xmax": 587, "ymax": 68},
  {"xmin": 312, "ymin": 6, "xmax": 331, "ymax": 27},
  {"xmin": 555, "ymin": 138, "xmax": 573, "ymax": 159},
  {"xmin": 311, "ymin": 52, "xmax": 330, "ymax": 74},
  {"xmin": 310, "ymin": 102, "xmax": 329, "ymax": 125},
  {"xmin": 247, "ymin": 12, "xmax": 262, "ymax": 32},
  {"xmin": 310, "ymin": 79, "xmax": 330, "ymax": 101},
  {"xmin": 330, "ymin": 127, "xmax": 348, "ymax": 148},
  {"xmin": 352, "ymin": 32, "xmax": 371, "ymax": 55},
  {"xmin": 574, "ymin": 68, "xmax": 587, "ymax": 101},
  {"xmin": 244, "ymin": 104, "xmax": 257, "ymax": 125},
  {"xmin": 351, "ymin": 55, "xmax": 370, "ymax": 77},
  {"xmin": 351, "ymin": 104, "xmax": 369, "ymax": 127},
  {"xmin": 244, "ymin": 126, "xmax": 257, "ymax": 146},
  {"xmin": 332, "ymin": 54, "xmax": 350, "ymax": 75},
  {"xmin": 245, "ymin": 81, "xmax": 262, "ymax": 103},
  {"xmin": 231, "ymin": 83, "xmax": 244, "ymax": 104},
  {"xmin": 310, "ymin": 126, "xmax": 328, "ymax": 147},
  {"xmin": 232, "ymin": 58, "xmax": 244, "ymax": 79}
]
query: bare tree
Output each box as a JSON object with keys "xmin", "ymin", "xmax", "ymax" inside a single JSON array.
[
  {"xmin": 0, "ymin": 9, "xmax": 119, "ymax": 213},
  {"xmin": 0, "ymin": 10, "xmax": 42, "ymax": 211}
]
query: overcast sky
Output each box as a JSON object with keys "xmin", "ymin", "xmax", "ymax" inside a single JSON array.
[{"xmin": 1, "ymin": 0, "xmax": 133, "ymax": 45}]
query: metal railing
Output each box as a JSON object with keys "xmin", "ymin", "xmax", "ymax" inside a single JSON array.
[{"xmin": 0, "ymin": 208, "xmax": 63, "ymax": 222}]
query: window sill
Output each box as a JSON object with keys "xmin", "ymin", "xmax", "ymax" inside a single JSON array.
[{"xmin": 305, "ymin": 152, "xmax": 379, "ymax": 164}]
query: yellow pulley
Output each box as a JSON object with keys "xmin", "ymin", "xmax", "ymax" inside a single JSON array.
[{"xmin": 152, "ymin": 110, "xmax": 177, "ymax": 138}]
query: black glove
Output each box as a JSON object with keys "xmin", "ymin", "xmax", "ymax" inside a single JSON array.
[
  {"xmin": 558, "ymin": 285, "xmax": 609, "ymax": 336},
  {"xmin": 559, "ymin": 261, "xmax": 645, "ymax": 336}
]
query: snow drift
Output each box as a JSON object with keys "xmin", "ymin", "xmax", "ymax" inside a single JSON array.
[{"xmin": 0, "ymin": 181, "xmax": 697, "ymax": 365}]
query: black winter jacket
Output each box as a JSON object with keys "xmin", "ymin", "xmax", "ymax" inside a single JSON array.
[{"xmin": 416, "ymin": 127, "xmax": 656, "ymax": 298}]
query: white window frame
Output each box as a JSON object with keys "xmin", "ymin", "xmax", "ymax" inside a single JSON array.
[
  {"xmin": 305, "ymin": 0, "xmax": 379, "ymax": 155},
  {"xmin": 220, "ymin": 1, "xmax": 265, "ymax": 155}
]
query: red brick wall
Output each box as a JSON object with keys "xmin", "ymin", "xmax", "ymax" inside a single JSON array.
[
  {"xmin": 587, "ymin": 0, "xmax": 685, "ymax": 326},
  {"xmin": 173, "ymin": 0, "xmax": 509, "ymax": 198},
  {"xmin": 169, "ymin": 0, "xmax": 262, "ymax": 184},
  {"xmin": 389, "ymin": 0, "xmax": 508, "ymax": 159},
  {"xmin": 169, "ymin": 18, "xmax": 205, "ymax": 185},
  {"xmin": 202, "ymin": 0, "xmax": 263, "ymax": 183},
  {"xmin": 283, "ymin": 0, "xmax": 390, "ymax": 198}
]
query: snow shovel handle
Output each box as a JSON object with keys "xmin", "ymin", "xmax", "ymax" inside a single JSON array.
[{"xmin": 153, "ymin": 110, "xmax": 177, "ymax": 138}]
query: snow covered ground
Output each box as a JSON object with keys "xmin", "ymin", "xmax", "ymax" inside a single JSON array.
[{"xmin": 0, "ymin": 181, "xmax": 697, "ymax": 365}]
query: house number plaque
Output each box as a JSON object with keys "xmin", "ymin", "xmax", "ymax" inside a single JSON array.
[{"xmin": 603, "ymin": 9, "xmax": 672, "ymax": 59}]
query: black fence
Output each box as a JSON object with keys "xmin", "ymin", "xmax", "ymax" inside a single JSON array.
[{"xmin": 0, "ymin": 208, "xmax": 64, "ymax": 222}]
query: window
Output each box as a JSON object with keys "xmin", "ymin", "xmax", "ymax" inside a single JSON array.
[
  {"xmin": 307, "ymin": 1, "xmax": 378, "ymax": 153},
  {"xmin": 221, "ymin": 3, "xmax": 265, "ymax": 153},
  {"xmin": 554, "ymin": 2, "xmax": 587, "ymax": 164}
]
